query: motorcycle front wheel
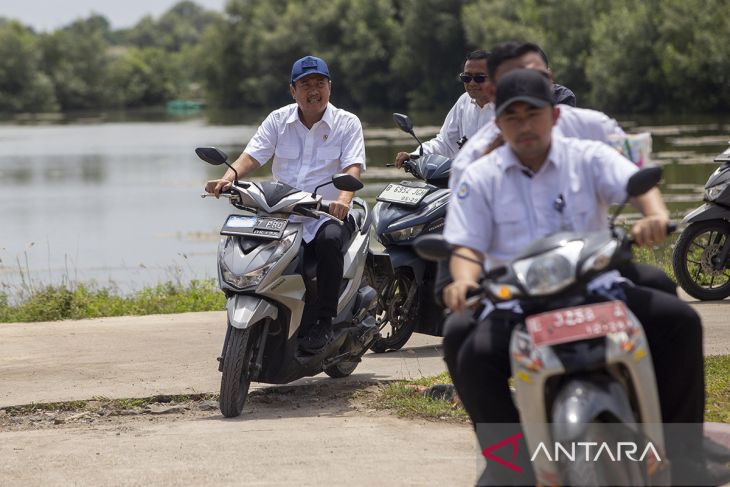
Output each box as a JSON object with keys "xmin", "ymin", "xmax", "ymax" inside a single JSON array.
[
  {"xmin": 324, "ymin": 359, "xmax": 359, "ymax": 378},
  {"xmin": 559, "ymin": 422, "xmax": 645, "ymax": 486},
  {"xmin": 368, "ymin": 268, "xmax": 419, "ymax": 353},
  {"xmin": 672, "ymin": 220, "xmax": 730, "ymax": 300},
  {"xmin": 219, "ymin": 324, "xmax": 258, "ymax": 418}
]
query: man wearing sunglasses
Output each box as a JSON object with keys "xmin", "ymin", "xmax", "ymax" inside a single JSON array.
[{"xmin": 394, "ymin": 50, "xmax": 494, "ymax": 168}]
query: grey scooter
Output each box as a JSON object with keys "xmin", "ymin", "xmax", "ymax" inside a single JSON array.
[{"xmin": 197, "ymin": 147, "xmax": 378, "ymax": 418}]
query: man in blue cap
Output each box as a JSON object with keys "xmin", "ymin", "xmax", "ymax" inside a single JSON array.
[{"xmin": 206, "ymin": 55, "xmax": 366, "ymax": 353}]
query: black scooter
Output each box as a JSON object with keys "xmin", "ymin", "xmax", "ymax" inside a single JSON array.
[
  {"xmin": 366, "ymin": 114, "xmax": 451, "ymax": 352},
  {"xmin": 672, "ymin": 141, "xmax": 730, "ymax": 300}
]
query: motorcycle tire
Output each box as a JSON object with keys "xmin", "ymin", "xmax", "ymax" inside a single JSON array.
[
  {"xmin": 368, "ymin": 268, "xmax": 418, "ymax": 353},
  {"xmin": 219, "ymin": 325, "xmax": 255, "ymax": 418},
  {"xmin": 560, "ymin": 422, "xmax": 645, "ymax": 486},
  {"xmin": 672, "ymin": 220, "xmax": 730, "ymax": 301},
  {"xmin": 324, "ymin": 359, "xmax": 359, "ymax": 378}
]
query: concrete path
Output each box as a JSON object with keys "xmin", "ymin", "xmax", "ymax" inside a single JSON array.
[
  {"xmin": 0, "ymin": 299, "xmax": 727, "ymax": 486},
  {"xmin": 0, "ymin": 311, "xmax": 444, "ymax": 408}
]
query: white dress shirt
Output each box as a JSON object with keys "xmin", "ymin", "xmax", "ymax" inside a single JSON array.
[
  {"xmin": 244, "ymin": 103, "xmax": 366, "ymax": 242},
  {"xmin": 449, "ymin": 105, "xmax": 626, "ymax": 189},
  {"xmin": 416, "ymin": 92, "xmax": 495, "ymax": 159},
  {"xmin": 444, "ymin": 135, "xmax": 638, "ymax": 269}
]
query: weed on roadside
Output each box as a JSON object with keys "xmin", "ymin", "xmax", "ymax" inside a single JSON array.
[{"xmin": 0, "ymin": 279, "xmax": 225, "ymax": 323}]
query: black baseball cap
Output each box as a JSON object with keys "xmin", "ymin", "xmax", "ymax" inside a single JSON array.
[{"xmin": 495, "ymin": 68, "xmax": 554, "ymax": 117}]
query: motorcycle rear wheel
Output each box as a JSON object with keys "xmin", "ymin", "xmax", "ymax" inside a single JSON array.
[
  {"xmin": 368, "ymin": 268, "xmax": 418, "ymax": 353},
  {"xmin": 672, "ymin": 220, "xmax": 730, "ymax": 300},
  {"xmin": 219, "ymin": 325, "xmax": 256, "ymax": 418}
]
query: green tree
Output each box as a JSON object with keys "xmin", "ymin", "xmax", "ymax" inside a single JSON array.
[
  {"xmin": 390, "ymin": 0, "xmax": 468, "ymax": 111},
  {"xmin": 654, "ymin": 0, "xmax": 730, "ymax": 112},
  {"xmin": 586, "ymin": 0, "xmax": 664, "ymax": 112},
  {"xmin": 106, "ymin": 47, "xmax": 181, "ymax": 107},
  {"xmin": 39, "ymin": 16, "xmax": 112, "ymax": 110},
  {"xmin": 125, "ymin": 1, "xmax": 221, "ymax": 52},
  {"xmin": 0, "ymin": 21, "xmax": 58, "ymax": 112}
]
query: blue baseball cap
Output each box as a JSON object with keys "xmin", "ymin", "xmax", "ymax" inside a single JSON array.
[{"xmin": 291, "ymin": 56, "xmax": 330, "ymax": 84}]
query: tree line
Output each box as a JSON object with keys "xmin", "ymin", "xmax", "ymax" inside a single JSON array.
[{"xmin": 2, "ymin": 0, "xmax": 729, "ymax": 115}]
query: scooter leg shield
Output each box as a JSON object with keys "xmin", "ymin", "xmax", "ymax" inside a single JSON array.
[{"xmin": 227, "ymin": 295, "xmax": 278, "ymax": 330}]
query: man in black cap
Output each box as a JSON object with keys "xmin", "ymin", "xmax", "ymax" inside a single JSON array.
[
  {"xmin": 206, "ymin": 55, "xmax": 366, "ymax": 353},
  {"xmin": 442, "ymin": 69, "xmax": 707, "ymax": 485}
]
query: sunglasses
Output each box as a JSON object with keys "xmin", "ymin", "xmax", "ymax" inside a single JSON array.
[{"xmin": 459, "ymin": 73, "xmax": 488, "ymax": 83}]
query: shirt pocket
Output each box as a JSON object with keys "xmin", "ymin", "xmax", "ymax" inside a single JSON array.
[
  {"xmin": 274, "ymin": 143, "xmax": 300, "ymax": 160},
  {"xmin": 492, "ymin": 204, "xmax": 529, "ymax": 256},
  {"xmin": 317, "ymin": 146, "xmax": 341, "ymax": 163}
]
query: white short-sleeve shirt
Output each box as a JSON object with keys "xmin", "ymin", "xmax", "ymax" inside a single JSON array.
[
  {"xmin": 416, "ymin": 93, "xmax": 495, "ymax": 159},
  {"xmin": 244, "ymin": 103, "xmax": 366, "ymax": 242},
  {"xmin": 449, "ymin": 104, "xmax": 626, "ymax": 189},
  {"xmin": 444, "ymin": 135, "xmax": 638, "ymax": 269}
]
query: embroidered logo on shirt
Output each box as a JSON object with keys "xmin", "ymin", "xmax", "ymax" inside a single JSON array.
[{"xmin": 457, "ymin": 182, "xmax": 470, "ymax": 199}]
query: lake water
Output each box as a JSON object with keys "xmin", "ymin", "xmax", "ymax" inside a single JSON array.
[{"xmin": 1, "ymin": 113, "xmax": 729, "ymax": 299}]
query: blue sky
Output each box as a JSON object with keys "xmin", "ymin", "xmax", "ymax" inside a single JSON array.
[{"xmin": 0, "ymin": 0, "xmax": 226, "ymax": 31}]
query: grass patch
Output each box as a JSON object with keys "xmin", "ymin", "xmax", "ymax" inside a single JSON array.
[
  {"xmin": 0, "ymin": 279, "xmax": 225, "ymax": 323},
  {"xmin": 1, "ymin": 393, "xmax": 218, "ymax": 416},
  {"xmin": 377, "ymin": 371, "xmax": 468, "ymax": 422},
  {"xmin": 377, "ymin": 356, "xmax": 730, "ymax": 423},
  {"xmin": 632, "ymin": 238, "xmax": 677, "ymax": 283},
  {"xmin": 705, "ymin": 355, "xmax": 730, "ymax": 423}
]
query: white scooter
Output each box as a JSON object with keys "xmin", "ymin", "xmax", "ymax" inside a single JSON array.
[{"xmin": 197, "ymin": 147, "xmax": 378, "ymax": 418}]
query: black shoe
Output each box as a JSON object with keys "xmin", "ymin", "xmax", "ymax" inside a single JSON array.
[{"xmin": 299, "ymin": 318, "xmax": 333, "ymax": 354}]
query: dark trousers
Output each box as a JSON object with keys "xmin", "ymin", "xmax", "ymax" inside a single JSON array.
[
  {"xmin": 305, "ymin": 218, "xmax": 354, "ymax": 319},
  {"xmin": 443, "ymin": 267, "xmax": 704, "ymax": 485}
]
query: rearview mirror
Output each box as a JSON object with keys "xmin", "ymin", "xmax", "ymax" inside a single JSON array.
[
  {"xmin": 332, "ymin": 173, "xmax": 363, "ymax": 192},
  {"xmin": 414, "ymin": 234, "xmax": 452, "ymax": 262},
  {"xmin": 195, "ymin": 147, "xmax": 228, "ymax": 166},
  {"xmin": 393, "ymin": 113, "xmax": 414, "ymax": 134},
  {"xmin": 626, "ymin": 166, "xmax": 662, "ymax": 197}
]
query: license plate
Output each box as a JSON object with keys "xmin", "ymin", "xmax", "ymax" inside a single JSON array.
[
  {"xmin": 376, "ymin": 183, "xmax": 429, "ymax": 206},
  {"xmin": 221, "ymin": 215, "xmax": 288, "ymax": 239},
  {"xmin": 526, "ymin": 301, "xmax": 633, "ymax": 347},
  {"xmin": 253, "ymin": 217, "xmax": 288, "ymax": 237}
]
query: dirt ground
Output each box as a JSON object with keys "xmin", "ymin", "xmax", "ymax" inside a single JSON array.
[
  {"xmin": 0, "ymin": 378, "xmax": 476, "ymax": 486},
  {"xmin": 1, "ymin": 296, "xmax": 728, "ymax": 486}
]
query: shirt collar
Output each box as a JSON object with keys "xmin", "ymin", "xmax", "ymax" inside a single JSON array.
[
  {"xmin": 286, "ymin": 103, "xmax": 335, "ymax": 128},
  {"xmin": 500, "ymin": 137, "xmax": 561, "ymax": 175},
  {"xmin": 320, "ymin": 103, "xmax": 335, "ymax": 129},
  {"xmin": 469, "ymin": 97, "xmax": 493, "ymax": 110}
]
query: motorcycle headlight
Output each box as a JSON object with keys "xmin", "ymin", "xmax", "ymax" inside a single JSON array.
[
  {"xmin": 386, "ymin": 224, "xmax": 425, "ymax": 242},
  {"xmin": 220, "ymin": 232, "xmax": 297, "ymax": 290},
  {"xmin": 580, "ymin": 240, "xmax": 618, "ymax": 275},
  {"xmin": 705, "ymin": 182, "xmax": 729, "ymax": 201},
  {"xmin": 512, "ymin": 240, "xmax": 584, "ymax": 296},
  {"xmin": 221, "ymin": 264, "xmax": 273, "ymax": 290}
]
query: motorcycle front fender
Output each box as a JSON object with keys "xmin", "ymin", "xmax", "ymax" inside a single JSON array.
[
  {"xmin": 550, "ymin": 378, "xmax": 637, "ymax": 443},
  {"xmin": 681, "ymin": 203, "xmax": 730, "ymax": 225},
  {"xmin": 227, "ymin": 294, "xmax": 278, "ymax": 329},
  {"xmin": 382, "ymin": 246, "xmax": 425, "ymax": 283}
]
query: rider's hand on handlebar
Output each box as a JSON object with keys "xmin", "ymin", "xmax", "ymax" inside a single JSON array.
[
  {"xmin": 205, "ymin": 178, "xmax": 233, "ymax": 198},
  {"xmin": 444, "ymin": 279, "xmax": 480, "ymax": 312},
  {"xmin": 328, "ymin": 200, "xmax": 350, "ymax": 221},
  {"xmin": 394, "ymin": 152, "xmax": 411, "ymax": 169},
  {"xmin": 631, "ymin": 214, "xmax": 669, "ymax": 247}
]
